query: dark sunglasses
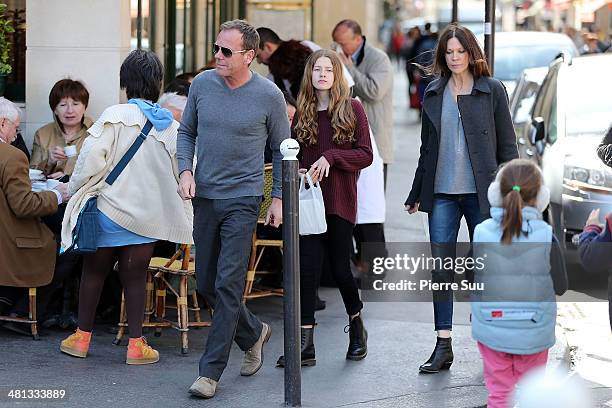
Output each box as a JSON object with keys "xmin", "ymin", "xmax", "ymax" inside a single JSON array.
[{"xmin": 213, "ymin": 43, "xmax": 249, "ymax": 58}]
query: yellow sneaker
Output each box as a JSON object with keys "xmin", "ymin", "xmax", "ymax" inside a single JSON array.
[
  {"xmin": 126, "ymin": 337, "xmax": 159, "ymax": 365},
  {"xmin": 60, "ymin": 329, "xmax": 91, "ymax": 358}
]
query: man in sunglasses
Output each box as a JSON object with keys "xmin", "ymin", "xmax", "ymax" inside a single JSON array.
[{"xmin": 177, "ymin": 19, "xmax": 289, "ymax": 399}]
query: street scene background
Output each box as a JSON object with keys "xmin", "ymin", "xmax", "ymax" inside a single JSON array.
[{"xmin": 0, "ymin": 0, "xmax": 611, "ymax": 407}]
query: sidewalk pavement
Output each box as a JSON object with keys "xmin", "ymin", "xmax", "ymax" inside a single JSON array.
[{"xmin": 0, "ymin": 69, "xmax": 574, "ymax": 408}]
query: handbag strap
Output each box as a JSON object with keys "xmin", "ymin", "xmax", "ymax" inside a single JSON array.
[{"xmin": 105, "ymin": 120, "xmax": 153, "ymax": 186}]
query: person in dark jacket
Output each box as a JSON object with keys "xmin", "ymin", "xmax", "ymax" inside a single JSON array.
[
  {"xmin": 404, "ymin": 23, "xmax": 518, "ymax": 374},
  {"xmin": 578, "ymin": 208, "xmax": 612, "ymax": 331},
  {"xmin": 267, "ymin": 39, "xmax": 312, "ymax": 100},
  {"xmin": 578, "ymin": 124, "xmax": 612, "ymax": 331},
  {"xmin": 409, "ymin": 23, "xmax": 438, "ymax": 106},
  {"xmin": 596, "ymin": 123, "xmax": 612, "ymax": 167}
]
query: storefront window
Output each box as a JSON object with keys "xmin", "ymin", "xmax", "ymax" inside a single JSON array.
[
  {"xmin": 176, "ymin": 0, "xmax": 192, "ymax": 75},
  {"xmin": 2, "ymin": 0, "xmax": 26, "ymax": 102},
  {"xmin": 131, "ymin": 0, "xmax": 151, "ymax": 50}
]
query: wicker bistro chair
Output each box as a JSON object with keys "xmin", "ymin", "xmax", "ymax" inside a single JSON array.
[
  {"xmin": 113, "ymin": 244, "xmax": 211, "ymax": 355},
  {"xmin": 0, "ymin": 288, "xmax": 39, "ymax": 339},
  {"xmin": 243, "ymin": 164, "xmax": 284, "ymax": 302}
]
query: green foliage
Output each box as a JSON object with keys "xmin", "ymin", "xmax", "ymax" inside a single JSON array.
[{"xmin": 0, "ymin": 4, "xmax": 15, "ymax": 75}]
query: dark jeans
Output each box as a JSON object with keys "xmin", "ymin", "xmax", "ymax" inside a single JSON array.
[
  {"xmin": 300, "ymin": 215, "xmax": 364, "ymax": 326},
  {"xmin": 428, "ymin": 193, "xmax": 485, "ymax": 331},
  {"xmin": 193, "ymin": 197, "xmax": 263, "ymax": 381}
]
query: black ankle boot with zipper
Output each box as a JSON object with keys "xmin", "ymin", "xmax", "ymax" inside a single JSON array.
[
  {"xmin": 419, "ymin": 337, "xmax": 453, "ymax": 373},
  {"xmin": 276, "ymin": 326, "xmax": 316, "ymax": 367}
]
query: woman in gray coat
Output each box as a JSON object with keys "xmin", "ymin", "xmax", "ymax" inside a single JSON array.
[{"xmin": 405, "ymin": 24, "xmax": 518, "ymax": 374}]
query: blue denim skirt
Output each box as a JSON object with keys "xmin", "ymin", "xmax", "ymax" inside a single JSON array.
[{"xmin": 96, "ymin": 210, "xmax": 157, "ymax": 247}]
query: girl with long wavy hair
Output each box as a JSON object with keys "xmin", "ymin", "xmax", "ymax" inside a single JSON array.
[{"xmin": 277, "ymin": 49, "xmax": 373, "ymax": 367}]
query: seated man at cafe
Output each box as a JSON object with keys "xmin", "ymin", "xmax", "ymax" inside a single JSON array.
[{"xmin": 0, "ymin": 97, "xmax": 70, "ymax": 332}]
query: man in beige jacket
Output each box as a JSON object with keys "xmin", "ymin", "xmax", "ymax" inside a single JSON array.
[{"xmin": 333, "ymin": 19, "xmax": 394, "ymax": 187}]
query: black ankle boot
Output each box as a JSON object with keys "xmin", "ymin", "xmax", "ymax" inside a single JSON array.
[
  {"xmin": 419, "ymin": 337, "xmax": 453, "ymax": 373},
  {"xmin": 346, "ymin": 314, "xmax": 368, "ymax": 361},
  {"xmin": 276, "ymin": 326, "xmax": 316, "ymax": 367}
]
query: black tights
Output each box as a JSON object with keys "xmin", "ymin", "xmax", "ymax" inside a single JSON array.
[{"xmin": 78, "ymin": 243, "xmax": 155, "ymax": 338}]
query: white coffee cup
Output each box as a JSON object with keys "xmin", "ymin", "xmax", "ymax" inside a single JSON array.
[{"xmin": 64, "ymin": 145, "xmax": 77, "ymax": 157}]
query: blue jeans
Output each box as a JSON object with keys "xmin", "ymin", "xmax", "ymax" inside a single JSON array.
[{"xmin": 428, "ymin": 193, "xmax": 486, "ymax": 331}]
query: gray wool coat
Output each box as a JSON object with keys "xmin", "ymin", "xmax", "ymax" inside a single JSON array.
[
  {"xmin": 405, "ymin": 75, "xmax": 519, "ymax": 215},
  {"xmin": 346, "ymin": 39, "xmax": 394, "ymax": 164}
]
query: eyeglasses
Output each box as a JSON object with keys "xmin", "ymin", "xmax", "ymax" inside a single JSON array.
[{"xmin": 213, "ymin": 43, "xmax": 249, "ymax": 58}]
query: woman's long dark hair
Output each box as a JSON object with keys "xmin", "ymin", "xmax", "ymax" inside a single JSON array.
[
  {"xmin": 420, "ymin": 23, "xmax": 491, "ymax": 78},
  {"xmin": 268, "ymin": 40, "xmax": 312, "ymax": 99}
]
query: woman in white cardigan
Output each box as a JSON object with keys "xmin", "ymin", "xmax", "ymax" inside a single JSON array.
[{"xmin": 59, "ymin": 50, "xmax": 193, "ymax": 365}]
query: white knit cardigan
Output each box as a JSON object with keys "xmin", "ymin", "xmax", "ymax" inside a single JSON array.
[{"xmin": 61, "ymin": 104, "xmax": 193, "ymax": 250}]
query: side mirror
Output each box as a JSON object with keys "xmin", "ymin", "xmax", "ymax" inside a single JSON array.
[{"xmin": 529, "ymin": 117, "xmax": 545, "ymax": 146}]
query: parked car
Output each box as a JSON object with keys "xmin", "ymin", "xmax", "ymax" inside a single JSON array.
[
  {"xmin": 524, "ymin": 53, "xmax": 612, "ymax": 264},
  {"xmin": 510, "ymin": 66, "xmax": 549, "ymax": 156},
  {"xmin": 480, "ymin": 31, "xmax": 579, "ymax": 96}
]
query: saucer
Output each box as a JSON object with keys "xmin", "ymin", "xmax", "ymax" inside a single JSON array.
[{"xmin": 29, "ymin": 169, "xmax": 43, "ymax": 178}]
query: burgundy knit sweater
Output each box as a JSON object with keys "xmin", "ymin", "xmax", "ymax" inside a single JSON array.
[{"xmin": 292, "ymin": 99, "xmax": 373, "ymax": 224}]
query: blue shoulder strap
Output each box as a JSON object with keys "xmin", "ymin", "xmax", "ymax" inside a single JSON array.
[{"xmin": 105, "ymin": 120, "xmax": 153, "ymax": 186}]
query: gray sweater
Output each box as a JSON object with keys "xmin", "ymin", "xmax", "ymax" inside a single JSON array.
[
  {"xmin": 434, "ymin": 83, "xmax": 477, "ymax": 194},
  {"xmin": 177, "ymin": 70, "xmax": 289, "ymax": 199}
]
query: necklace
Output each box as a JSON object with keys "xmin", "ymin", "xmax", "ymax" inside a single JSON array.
[{"xmin": 451, "ymin": 77, "xmax": 472, "ymax": 96}]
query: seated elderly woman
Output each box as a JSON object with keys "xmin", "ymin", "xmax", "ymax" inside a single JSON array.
[
  {"xmin": 0, "ymin": 97, "xmax": 70, "ymax": 332},
  {"xmin": 30, "ymin": 79, "xmax": 93, "ymax": 181}
]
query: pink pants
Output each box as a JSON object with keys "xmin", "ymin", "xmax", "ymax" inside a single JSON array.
[{"xmin": 477, "ymin": 342, "xmax": 548, "ymax": 408}]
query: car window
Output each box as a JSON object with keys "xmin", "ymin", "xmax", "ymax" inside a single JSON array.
[
  {"xmin": 513, "ymin": 81, "xmax": 540, "ymax": 124},
  {"xmin": 532, "ymin": 63, "xmax": 559, "ymax": 119},
  {"xmin": 495, "ymin": 45, "xmax": 575, "ymax": 81}
]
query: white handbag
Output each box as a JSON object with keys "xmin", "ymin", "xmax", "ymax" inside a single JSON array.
[{"xmin": 299, "ymin": 172, "xmax": 327, "ymax": 235}]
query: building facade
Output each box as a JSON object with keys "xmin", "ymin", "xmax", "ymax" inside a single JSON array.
[{"xmin": 2, "ymin": 0, "xmax": 384, "ymax": 147}]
